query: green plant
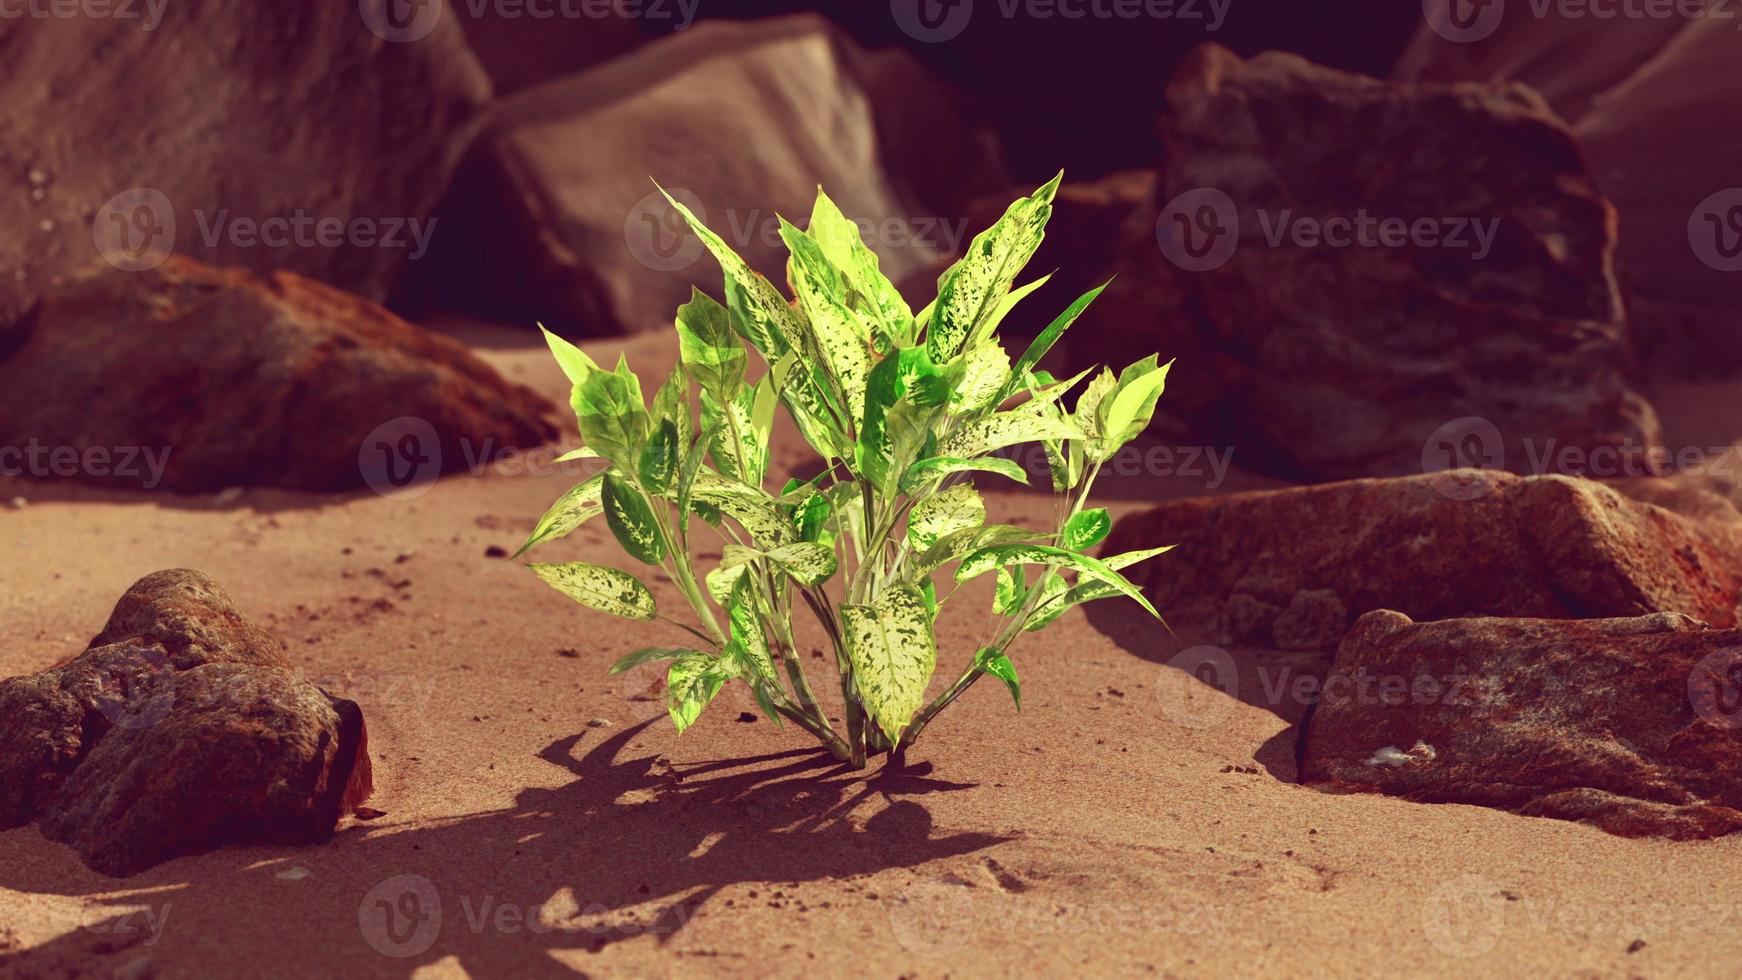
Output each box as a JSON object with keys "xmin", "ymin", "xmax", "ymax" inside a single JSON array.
[{"xmin": 519, "ymin": 174, "xmax": 1173, "ymax": 767}]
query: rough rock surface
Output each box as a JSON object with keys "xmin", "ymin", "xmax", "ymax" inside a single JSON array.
[
  {"xmin": 1083, "ymin": 44, "xmax": 1658, "ymax": 480},
  {"xmin": 417, "ymin": 14, "xmax": 1000, "ymax": 335},
  {"xmin": 1299, "ymin": 610, "xmax": 1742, "ymax": 839},
  {"xmin": 1395, "ymin": 14, "xmax": 1742, "ymax": 376},
  {"xmin": 1102, "ymin": 471, "xmax": 1742, "ymax": 648},
  {"xmin": 0, "ymin": 258, "xmax": 554, "ymax": 492},
  {"xmin": 0, "ymin": 570, "xmax": 372, "ymax": 876},
  {"xmin": 0, "ymin": 0, "xmax": 490, "ymax": 328}
]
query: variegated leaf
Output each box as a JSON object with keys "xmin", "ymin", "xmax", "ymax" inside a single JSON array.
[
  {"xmin": 530, "ymin": 562, "xmax": 656, "ymax": 621},
  {"xmin": 906, "ymin": 483, "xmax": 986, "ymax": 551},
  {"xmin": 926, "ymin": 172, "xmax": 1061, "ymax": 362},
  {"xmin": 841, "ymin": 584, "xmax": 937, "ymax": 746},
  {"xmin": 513, "ymin": 473, "xmax": 606, "ymax": 558}
]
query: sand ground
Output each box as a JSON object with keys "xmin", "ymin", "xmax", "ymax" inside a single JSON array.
[{"xmin": 3, "ymin": 324, "xmax": 1740, "ymax": 979}]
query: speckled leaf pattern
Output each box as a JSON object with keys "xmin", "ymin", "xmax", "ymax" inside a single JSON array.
[
  {"xmin": 952, "ymin": 342, "xmax": 1012, "ymax": 415},
  {"xmin": 602, "ymin": 474, "xmax": 665, "ymax": 565},
  {"xmin": 690, "ymin": 472, "xmax": 796, "ymax": 546},
  {"xmin": 926, "ymin": 173, "xmax": 1061, "ymax": 362},
  {"xmin": 807, "ymin": 189, "xmax": 913, "ymax": 347},
  {"xmin": 906, "ymin": 484, "xmax": 986, "ymax": 551},
  {"xmin": 841, "ymin": 584, "xmax": 937, "ymax": 746},
  {"xmin": 899, "ymin": 456, "xmax": 1029, "ymax": 494},
  {"xmin": 780, "ymin": 218, "xmax": 874, "ymax": 419},
  {"xmin": 1057, "ymin": 546, "xmax": 1177, "ymax": 607},
  {"xmin": 975, "ymin": 647, "xmax": 1021, "ymax": 710},
  {"xmin": 994, "ymin": 566, "xmax": 1025, "ymax": 616},
  {"xmin": 608, "ymin": 647, "xmax": 694, "ymax": 674},
  {"xmin": 659, "ymin": 187, "xmax": 800, "ymax": 359},
  {"xmin": 938, "ymin": 411, "xmax": 1083, "ymax": 460},
  {"xmin": 666, "ymin": 654, "xmax": 727, "ymax": 734},
  {"xmin": 513, "ymin": 472, "xmax": 605, "ymax": 558},
  {"xmin": 726, "ymin": 575, "xmax": 781, "ymax": 686},
  {"xmin": 763, "ymin": 542, "xmax": 839, "ymax": 586},
  {"xmin": 530, "ymin": 562, "xmax": 656, "ymax": 621},
  {"xmin": 675, "ymin": 287, "xmax": 745, "ymax": 399},
  {"xmin": 955, "ymin": 544, "xmax": 1159, "ymax": 619},
  {"xmin": 1061, "ymin": 508, "xmax": 1111, "ymax": 552}
]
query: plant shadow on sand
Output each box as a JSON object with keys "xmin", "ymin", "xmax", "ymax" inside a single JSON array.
[
  {"xmin": 0, "ymin": 721, "xmax": 1008, "ymax": 978},
  {"xmin": 1083, "ymin": 597, "xmax": 1333, "ymax": 783}
]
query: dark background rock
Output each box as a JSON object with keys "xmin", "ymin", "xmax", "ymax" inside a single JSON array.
[
  {"xmin": 1079, "ymin": 44, "xmax": 1660, "ymax": 481},
  {"xmin": 1299, "ymin": 610, "xmax": 1742, "ymax": 839},
  {"xmin": 1103, "ymin": 471, "xmax": 1742, "ymax": 644},
  {"xmin": 0, "ymin": 258, "xmax": 555, "ymax": 492},
  {"xmin": 0, "ymin": 570, "xmax": 372, "ymax": 875},
  {"xmin": 0, "ymin": 1, "xmax": 490, "ymax": 330}
]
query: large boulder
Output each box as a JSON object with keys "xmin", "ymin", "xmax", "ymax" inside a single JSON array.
[
  {"xmin": 413, "ymin": 14, "xmax": 1002, "ymax": 335},
  {"xmin": 0, "ymin": 258, "xmax": 554, "ymax": 493},
  {"xmin": 1395, "ymin": 12, "xmax": 1742, "ymax": 376},
  {"xmin": 0, "ymin": 1, "xmax": 490, "ymax": 329},
  {"xmin": 1081, "ymin": 45, "xmax": 1658, "ymax": 480},
  {"xmin": 0, "ymin": 571, "xmax": 373, "ymax": 875},
  {"xmin": 1101, "ymin": 471, "xmax": 1742, "ymax": 649},
  {"xmin": 1299, "ymin": 609, "xmax": 1742, "ymax": 839}
]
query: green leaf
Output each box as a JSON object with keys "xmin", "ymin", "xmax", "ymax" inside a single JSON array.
[
  {"xmin": 900, "ymin": 456, "xmax": 1030, "ymax": 494},
  {"xmin": 554, "ymin": 446, "xmax": 600, "ymax": 463},
  {"xmin": 780, "ymin": 217, "xmax": 875, "ymax": 420},
  {"xmin": 926, "ymin": 173, "xmax": 1061, "ymax": 362},
  {"xmin": 602, "ymin": 473, "xmax": 665, "ymax": 565},
  {"xmin": 971, "ymin": 273, "xmax": 1050, "ymax": 351},
  {"xmin": 638, "ymin": 419, "xmax": 680, "ymax": 494},
  {"xmin": 907, "ymin": 483, "xmax": 986, "ymax": 551},
  {"xmin": 530, "ymin": 562, "xmax": 656, "ymax": 621},
  {"xmin": 701, "ymin": 385, "xmax": 770, "ymax": 487},
  {"xmin": 912, "ymin": 523, "xmax": 1051, "ymax": 576},
  {"xmin": 651, "ymin": 365, "xmax": 692, "ymax": 450},
  {"xmin": 726, "ymin": 574, "xmax": 781, "ymax": 686},
  {"xmin": 1001, "ymin": 281, "xmax": 1109, "ymax": 402},
  {"xmin": 951, "ymin": 341, "xmax": 1012, "ymax": 416},
  {"xmin": 975, "ymin": 648, "xmax": 1021, "ymax": 710},
  {"xmin": 1061, "ymin": 508, "xmax": 1111, "ymax": 551},
  {"xmin": 763, "ymin": 541, "xmax": 839, "ymax": 586},
  {"xmin": 1056, "ymin": 545, "xmax": 1178, "ymax": 606},
  {"xmin": 841, "ymin": 584, "xmax": 938, "ymax": 746},
  {"xmin": 667, "ymin": 654, "xmax": 728, "ymax": 734},
  {"xmin": 540, "ymin": 323, "xmax": 600, "ymax": 386},
  {"xmin": 956, "ymin": 544, "xmax": 1160, "ymax": 619},
  {"xmin": 514, "ymin": 473, "xmax": 606, "ymax": 558},
  {"xmin": 675, "ymin": 288, "xmax": 746, "ymax": 400},
  {"xmin": 1100, "ymin": 357, "xmax": 1174, "ymax": 456},
  {"xmin": 807, "ymin": 188, "xmax": 913, "ymax": 346},
  {"xmin": 657, "ymin": 184, "xmax": 801, "ymax": 360},
  {"xmin": 1022, "ymin": 571, "xmax": 1071, "ymax": 631},
  {"xmin": 706, "ymin": 563, "xmax": 748, "ymax": 607},
  {"xmin": 608, "ymin": 647, "xmax": 693, "ymax": 674},
  {"xmin": 573, "ymin": 359, "xmax": 650, "ymax": 466},
  {"xmin": 690, "ymin": 472, "xmax": 797, "ymax": 546},
  {"xmin": 938, "ymin": 410, "xmax": 1083, "ymax": 460},
  {"xmin": 858, "ymin": 347, "xmax": 947, "ymax": 493},
  {"xmin": 993, "ymin": 566, "xmax": 1025, "ymax": 616}
]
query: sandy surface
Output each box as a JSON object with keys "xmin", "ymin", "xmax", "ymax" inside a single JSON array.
[{"xmin": 3, "ymin": 324, "xmax": 1740, "ymax": 979}]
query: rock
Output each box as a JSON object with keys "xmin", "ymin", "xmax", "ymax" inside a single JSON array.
[
  {"xmin": 1394, "ymin": 13, "xmax": 1742, "ymax": 377},
  {"xmin": 415, "ymin": 14, "xmax": 1000, "ymax": 335},
  {"xmin": 1299, "ymin": 610, "xmax": 1742, "ymax": 839},
  {"xmin": 0, "ymin": 258, "xmax": 554, "ymax": 492},
  {"xmin": 1102, "ymin": 472, "xmax": 1742, "ymax": 647},
  {"xmin": 0, "ymin": 0, "xmax": 490, "ymax": 328},
  {"xmin": 1084, "ymin": 45, "xmax": 1659, "ymax": 480},
  {"xmin": 454, "ymin": 4, "xmax": 652, "ymax": 95},
  {"xmin": 0, "ymin": 570, "xmax": 373, "ymax": 875}
]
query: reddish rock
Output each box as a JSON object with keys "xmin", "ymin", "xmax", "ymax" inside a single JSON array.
[
  {"xmin": 0, "ymin": 0, "xmax": 490, "ymax": 328},
  {"xmin": 1083, "ymin": 45, "xmax": 1658, "ymax": 480},
  {"xmin": 417, "ymin": 14, "xmax": 1001, "ymax": 335},
  {"xmin": 1395, "ymin": 14, "xmax": 1742, "ymax": 376},
  {"xmin": 0, "ymin": 258, "xmax": 554, "ymax": 492},
  {"xmin": 0, "ymin": 570, "xmax": 372, "ymax": 875},
  {"xmin": 1103, "ymin": 472, "xmax": 1742, "ymax": 648},
  {"xmin": 1299, "ymin": 610, "xmax": 1742, "ymax": 839}
]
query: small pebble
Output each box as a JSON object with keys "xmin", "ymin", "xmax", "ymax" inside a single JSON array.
[
  {"xmin": 587, "ymin": 718, "xmax": 612, "ymax": 728},
  {"xmin": 6, "ymin": 497, "xmax": 25, "ymax": 510},
  {"xmin": 556, "ymin": 648, "xmax": 579, "ymax": 659},
  {"xmin": 484, "ymin": 545, "xmax": 508, "ymax": 558},
  {"xmin": 395, "ymin": 550, "xmax": 416, "ymax": 564},
  {"xmin": 737, "ymin": 712, "xmax": 758, "ymax": 723},
  {"xmin": 276, "ymin": 866, "xmax": 312, "ymax": 881}
]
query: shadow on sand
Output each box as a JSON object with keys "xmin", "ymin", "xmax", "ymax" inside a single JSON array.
[{"xmin": 0, "ymin": 721, "xmax": 1007, "ymax": 978}]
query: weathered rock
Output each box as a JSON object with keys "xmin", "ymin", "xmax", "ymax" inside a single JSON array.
[
  {"xmin": 0, "ymin": 570, "xmax": 372, "ymax": 875},
  {"xmin": 1084, "ymin": 45, "xmax": 1659, "ymax": 480},
  {"xmin": 1299, "ymin": 610, "xmax": 1742, "ymax": 839},
  {"xmin": 416, "ymin": 14, "xmax": 1000, "ymax": 335},
  {"xmin": 1102, "ymin": 472, "xmax": 1742, "ymax": 646},
  {"xmin": 0, "ymin": 0, "xmax": 490, "ymax": 328},
  {"xmin": 0, "ymin": 258, "xmax": 555, "ymax": 492},
  {"xmin": 1395, "ymin": 13, "xmax": 1742, "ymax": 377}
]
